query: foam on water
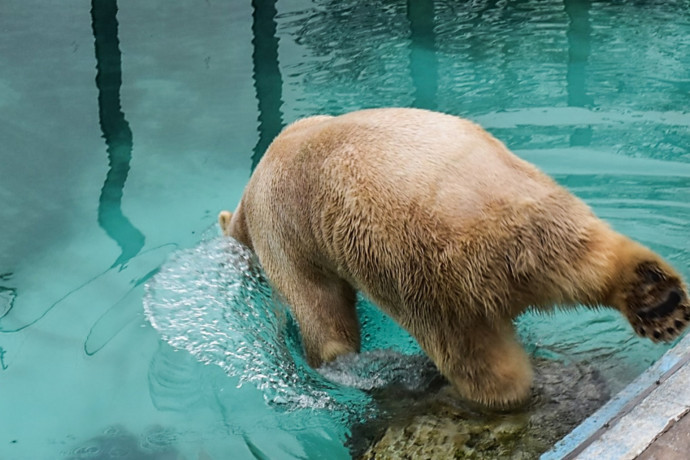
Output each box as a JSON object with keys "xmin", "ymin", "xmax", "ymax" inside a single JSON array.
[{"xmin": 143, "ymin": 231, "xmax": 432, "ymax": 417}]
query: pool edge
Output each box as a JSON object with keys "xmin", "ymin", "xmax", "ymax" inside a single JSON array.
[{"xmin": 541, "ymin": 332, "xmax": 690, "ymax": 460}]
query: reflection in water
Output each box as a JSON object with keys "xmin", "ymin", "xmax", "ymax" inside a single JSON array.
[
  {"xmin": 0, "ymin": 273, "xmax": 16, "ymax": 328},
  {"xmin": 565, "ymin": 0, "xmax": 593, "ymax": 146},
  {"xmin": 0, "ymin": 346, "xmax": 7, "ymax": 370},
  {"xmin": 406, "ymin": 0, "xmax": 438, "ymax": 110},
  {"xmin": 0, "ymin": 2, "xmax": 164, "ymax": 337},
  {"xmin": 279, "ymin": 1, "xmax": 413, "ymax": 114},
  {"xmin": 0, "ymin": 0, "xmax": 153, "ymax": 335},
  {"xmin": 91, "ymin": 0, "xmax": 145, "ymax": 267},
  {"xmin": 251, "ymin": 0, "xmax": 285, "ymax": 170}
]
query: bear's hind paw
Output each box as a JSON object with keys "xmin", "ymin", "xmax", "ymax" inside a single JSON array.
[{"xmin": 631, "ymin": 288, "xmax": 690, "ymax": 343}]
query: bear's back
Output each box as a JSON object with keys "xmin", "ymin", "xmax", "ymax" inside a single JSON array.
[
  {"xmin": 242, "ymin": 108, "xmax": 595, "ymax": 311},
  {"xmin": 253, "ymin": 108, "xmax": 569, "ymax": 226}
]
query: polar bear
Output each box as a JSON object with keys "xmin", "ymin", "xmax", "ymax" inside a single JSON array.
[{"xmin": 219, "ymin": 108, "xmax": 689, "ymax": 408}]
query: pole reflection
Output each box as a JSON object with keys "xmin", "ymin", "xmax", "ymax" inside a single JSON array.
[
  {"xmin": 565, "ymin": 0, "xmax": 593, "ymax": 147},
  {"xmin": 91, "ymin": 0, "xmax": 145, "ymax": 268},
  {"xmin": 251, "ymin": 0, "xmax": 285, "ymax": 171},
  {"xmin": 407, "ymin": 0, "xmax": 438, "ymax": 110}
]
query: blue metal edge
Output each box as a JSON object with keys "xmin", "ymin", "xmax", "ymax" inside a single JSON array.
[{"xmin": 541, "ymin": 332, "xmax": 690, "ymax": 460}]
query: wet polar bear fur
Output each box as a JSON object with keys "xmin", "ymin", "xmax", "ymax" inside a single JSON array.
[{"xmin": 219, "ymin": 108, "xmax": 690, "ymax": 408}]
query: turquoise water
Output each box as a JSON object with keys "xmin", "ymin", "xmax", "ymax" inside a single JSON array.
[{"xmin": 1, "ymin": 0, "xmax": 690, "ymax": 458}]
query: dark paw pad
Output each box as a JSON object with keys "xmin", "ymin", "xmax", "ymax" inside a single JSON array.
[
  {"xmin": 628, "ymin": 263, "xmax": 690, "ymax": 343},
  {"xmin": 638, "ymin": 289, "xmax": 682, "ymax": 320},
  {"xmin": 632, "ymin": 293, "xmax": 689, "ymax": 343}
]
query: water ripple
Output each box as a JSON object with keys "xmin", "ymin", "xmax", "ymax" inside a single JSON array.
[{"xmin": 143, "ymin": 234, "xmax": 431, "ymax": 415}]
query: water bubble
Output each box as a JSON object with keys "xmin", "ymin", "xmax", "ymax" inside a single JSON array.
[{"xmin": 71, "ymin": 444, "xmax": 101, "ymax": 457}]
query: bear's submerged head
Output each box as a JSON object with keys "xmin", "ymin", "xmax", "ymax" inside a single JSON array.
[{"xmin": 608, "ymin": 249, "xmax": 690, "ymax": 343}]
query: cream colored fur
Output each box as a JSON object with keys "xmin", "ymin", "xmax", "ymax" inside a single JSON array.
[{"xmin": 220, "ymin": 108, "xmax": 689, "ymax": 408}]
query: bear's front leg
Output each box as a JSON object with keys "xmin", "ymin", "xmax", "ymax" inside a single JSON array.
[
  {"xmin": 416, "ymin": 317, "xmax": 533, "ymax": 408},
  {"xmin": 263, "ymin": 259, "xmax": 362, "ymax": 368}
]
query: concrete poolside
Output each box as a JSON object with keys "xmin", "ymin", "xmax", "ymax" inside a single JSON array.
[{"xmin": 542, "ymin": 332, "xmax": 690, "ymax": 460}]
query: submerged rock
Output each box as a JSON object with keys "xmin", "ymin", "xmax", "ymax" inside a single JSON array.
[{"xmin": 353, "ymin": 357, "xmax": 608, "ymax": 459}]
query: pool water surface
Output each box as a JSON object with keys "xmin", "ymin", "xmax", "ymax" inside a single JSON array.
[{"xmin": 1, "ymin": 0, "xmax": 689, "ymax": 458}]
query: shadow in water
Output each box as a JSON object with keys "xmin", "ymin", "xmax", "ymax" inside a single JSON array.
[
  {"xmin": 251, "ymin": 0, "xmax": 286, "ymax": 171},
  {"xmin": 407, "ymin": 0, "xmax": 438, "ymax": 110},
  {"xmin": 92, "ymin": 0, "xmax": 145, "ymax": 267},
  {"xmin": 565, "ymin": 0, "xmax": 593, "ymax": 147},
  {"xmin": 63, "ymin": 425, "xmax": 180, "ymax": 460}
]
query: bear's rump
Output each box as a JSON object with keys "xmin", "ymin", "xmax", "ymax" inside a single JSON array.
[{"xmin": 319, "ymin": 188, "xmax": 588, "ymax": 319}]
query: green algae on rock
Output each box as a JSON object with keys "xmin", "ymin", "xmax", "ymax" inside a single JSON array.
[{"xmin": 357, "ymin": 358, "xmax": 609, "ymax": 459}]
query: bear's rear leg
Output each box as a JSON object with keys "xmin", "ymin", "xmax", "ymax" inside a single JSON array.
[
  {"xmin": 269, "ymin": 267, "xmax": 361, "ymax": 367},
  {"xmin": 418, "ymin": 318, "xmax": 533, "ymax": 408}
]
